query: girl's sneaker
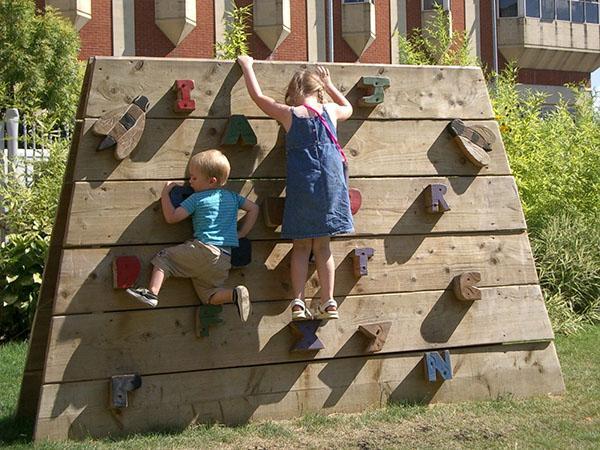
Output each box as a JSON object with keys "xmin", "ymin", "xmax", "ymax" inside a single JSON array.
[
  {"xmin": 126, "ymin": 288, "xmax": 158, "ymax": 307},
  {"xmin": 233, "ymin": 285, "xmax": 251, "ymax": 322},
  {"xmin": 315, "ymin": 299, "xmax": 339, "ymax": 320}
]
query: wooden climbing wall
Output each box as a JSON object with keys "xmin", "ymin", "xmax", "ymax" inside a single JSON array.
[{"xmin": 18, "ymin": 58, "xmax": 565, "ymax": 441}]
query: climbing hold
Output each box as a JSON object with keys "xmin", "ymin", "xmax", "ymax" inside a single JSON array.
[
  {"xmin": 453, "ymin": 271, "xmax": 482, "ymax": 301},
  {"xmin": 349, "ymin": 188, "xmax": 362, "ymax": 215},
  {"xmin": 289, "ymin": 320, "xmax": 324, "ymax": 352},
  {"xmin": 358, "ymin": 321, "xmax": 391, "ymax": 352},
  {"xmin": 424, "ymin": 184, "xmax": 450, "ymax": 213},
  {"xmin": 110, "ymin": 373, "xmax": 142, "ymax": 409},
  {"xmin": 358, "ymin": 76, "xmax": 390, "ymax": 107},
  {"xmin": 352, "ymin": 247, "xmax": 375, "ymax": 278},
  {"xmin": 221, "ymin": 114, "xmax": 257, "ymax": 147},
  {"xmin": 263, "ymin": 197, "xmax": 285, "ymax": 227},
  {"xmin": 169, "ymin": 185, "xmax": 195, "ymax": 208},
  {"xmin": 424, "ymin": 350, "xmax": 453, "ymax": 382},
  {"xmin": 447, "ymin": 119, "xmax": 493, "ymax": 168},
  {"xmin": 173, "ymin": 79, "xmax": 196, "ymax": 112},
  {"xmin": 112, "ymin": 256, "xmax": 141, "ymax": 289},
  {"xmin": 93, "ymin": 95, "xmax": 150, "ymax": 160},
  {"xmin": 195, "ymin": 305, "xmax": 224, "ymax": 338},
  {"xmin": 231, "ymin": 237, "xmax": 252, "ymax": 268}
]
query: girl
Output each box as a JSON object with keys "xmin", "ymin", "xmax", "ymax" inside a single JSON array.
[{"xmin": 238, "ymin": 55, "xmax": 353, "ymax": 320}]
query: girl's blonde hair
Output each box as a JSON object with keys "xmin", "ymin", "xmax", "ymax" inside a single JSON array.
[
  {"xmin": 285, "ymin": 69, "xmax": 324, "ymax": 106},
  {"xmin": 189, "ymin": 149, "xmax": 231, "ymax": 186}
]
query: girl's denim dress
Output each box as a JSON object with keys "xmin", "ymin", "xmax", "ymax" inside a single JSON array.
[{"xmin": 282, "ymin": 106, "xmax": 354, "ymax": 239}]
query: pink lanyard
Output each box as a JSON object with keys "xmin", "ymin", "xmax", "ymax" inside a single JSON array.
[{"xmin": 303, "ymin": 104, "xmax": 348, "ymax": 163}]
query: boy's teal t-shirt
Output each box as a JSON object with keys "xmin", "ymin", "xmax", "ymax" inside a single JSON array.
[{"xmin": 180, "ymin": 189, "xmax": 245, "ymax": 247}]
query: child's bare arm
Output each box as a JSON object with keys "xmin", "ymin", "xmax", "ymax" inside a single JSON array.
[
  {"xmin": 237, "ymin": 198, "xmax": 259, "ymax": 238},
  {"xmin": 316, "ymin": 66, "xmax": 353, "ymax": 121},
  {"xmin": 161, "ymin": 182, "xmax": 191, "ymax": 224},
  {"xmin": 237, "ymin": 56, "xmax": 289, "ymax": 124}
]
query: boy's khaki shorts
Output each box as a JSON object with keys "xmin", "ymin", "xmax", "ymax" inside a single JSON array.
[{"xmin": 151, "ymin": 240, "xmax": 231, "ymax": 304}]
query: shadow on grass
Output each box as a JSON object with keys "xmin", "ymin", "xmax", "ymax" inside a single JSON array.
[{"xmin": 0, "ymin": 414, "xmax": 34, "ymax": 446}]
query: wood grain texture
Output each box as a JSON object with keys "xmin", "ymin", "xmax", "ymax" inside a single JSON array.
[
  {"xmin": 43, "ymin": 285, "xmax": 553, "ymax": 383},
  {"xmin": 82, "ymin": 58, "xmax": 493, "ymax": 120},
  {"xmin": 54, "ymin": 233, "xmax": 538, "ymax": 315},
  {"xmin": 72, "ymin": 119, "xmax": 510, "ymax": 181},
  {"xmin": 35, "ymin": 341, "xmax": 564, "ymax": 440},
  {"xmin": 63, "ymin": 177, "xmax": 526, "ymax": 247}
]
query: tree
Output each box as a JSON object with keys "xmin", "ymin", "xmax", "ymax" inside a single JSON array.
[{"xmin": 0, "ymin": 0, "xmax": 82, "ymax": 125}]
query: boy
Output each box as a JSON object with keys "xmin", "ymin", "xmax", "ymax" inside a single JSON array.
[{"xmin": 126, "ymin": 149, "xmax": 259, "ymax": 322}]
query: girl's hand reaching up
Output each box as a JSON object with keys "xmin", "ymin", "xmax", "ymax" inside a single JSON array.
[
  {"xmin": 237, "ymin": 55, "xmax": 254, "ymax": 70},
  {"xmin": 316, "ymin": 65, "xmax": 333, "ymax": 89}
]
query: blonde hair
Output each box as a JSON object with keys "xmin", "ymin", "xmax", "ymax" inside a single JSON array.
[
  {"xmin": 189, "ymin": 150, "xmax": 231, "ymax": 186},
  {"xmin": 285, "ymin": 69, "xmax": 324, "ymax": 106}
]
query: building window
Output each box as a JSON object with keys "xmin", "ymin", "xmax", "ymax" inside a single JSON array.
[
  {"xmin": 523, "ymin": 0, "xmax": 599, "ymax": 21},
  {"xmin": 343, "ymin": 0, "xmax": 373, "ymax": 3},
  {"xmin": 422, "ymin": 0, "xmax": 448, "ymax": 11},
  {"xmin": 499, "ymin": 0, "xmax": 519, "ymax": 16}
]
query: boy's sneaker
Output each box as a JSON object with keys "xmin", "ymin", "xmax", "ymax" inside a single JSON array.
[
  {"xmin": 232, "ymin": 285, "xmax": 251, "ymax": 322},
  {"xmin": 126, "ymin": 288, "xmax": 158, "ymax": 307}
]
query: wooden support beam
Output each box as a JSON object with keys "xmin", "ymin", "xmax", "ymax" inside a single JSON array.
[
  {"xmin": 289, "ymin": 320, "xmax": 324, "ymax": 352},
  {"xmin": 195, "ymin": 305, "xmax": 223, "ymax": 338},
  {"xmin": 352, "ymin": 247, "xmax": 374, "ymax": 278},
  {"xmin": 263, "ymin": 197, "xmax": 285, "ymax": 227},
  {"xmin": 221, "ymin": 115, "xmax": 257, "ymax": 147},
  {"xmin": 424, "ymin": 184, "xmax": 451, "ymax": 214},
  {"xmin": 112, "ymin": 256, "xmax": 141, "ymax": 289},
  {"xmin": 173, "ymin": 80, "xmax": 196, "ymax": 112},
  {"xmin": 358, "ymin": 76, "xmax": 390, "ymax": 106},
  {"xmin": 357, "ymin": 321, "xmax": 391, "ymax": 352},
  {"xmin": 92, "ymin": 95, "xmax": 149, "ymax": 160},
  {"xmin": 424, "ymin": 350, "xmax": 453, "ymax": 382},
  {"xmin": 453, "ymin": 272, "xmax": 482, "ymax": 301},
  {"xmin": 110, "ymin": 374, "xmax": 141, "ymax": 409}
]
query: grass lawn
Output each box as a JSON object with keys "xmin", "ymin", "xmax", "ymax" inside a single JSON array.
[{"xmin": 1, "ymin": 326, "xmax": 598, "ymax": 449}]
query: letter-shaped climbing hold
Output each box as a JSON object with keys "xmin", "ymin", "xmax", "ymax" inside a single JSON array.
[
  {"xmin": 169, "ymin": 185, "xmax": 195, "ymax": 208},
  {"xmin": 349, "ymin": 188, "xmax": 362, "ymax": 215},
  {"xmin": 358, "ymin": 321, "xmax": 391, "ymax": 352},
  {"xmin": 289, "ymin": 320, "xmax": 324, "ymax": 352},
  {"xmin": 424, "ymin": 350, "xmax": 453, "ymax": 382},
  {"xmin": 110, "ymin": 373, "xmax": 141, "ymax": 409},
  {"xmin": 93, "ymin": 95, "xmax": 150, "ymax": 160},
  {"xmin": 231, "ymin": 237, "xmax": 252, "ymax": 268},
  {"xmin": 112, "ymin": 256, "xmax": 141, "ymax": 289},
  {"xmin": 195, "ymin": 304, "xmax": 224, "ymax": 338},
  {"xmin": 173, "ymin": 79, "xmax": 196, "ymax": 112},
  {"xmin": 352, "ymin": 247, "xmax": 375, "ymax": 278},
  {"xmin": 447, "ymin": 119, "xmax": 493, "ymax": 168},
  {"xmin": 424, "ymin": 184, "xmax": 450, "ymax": 213},
  {"xmin": 221, "ymin": 114, "xmax": 257, "ymax": 147},
  {"xmin": 263, "ymin": 197, "xmax": 285, "ymax": 227},
  {"xmin": 358, "ymin": 76, "xmax": 390, "ymax": 107},
  {"xmin": 453, "ymin": 271, "xmax": 482, "ymax": 301}
]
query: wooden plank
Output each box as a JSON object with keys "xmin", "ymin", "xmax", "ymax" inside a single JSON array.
[
  {"xmin": 63, "ymin": 176, "xmax": 526, "ymax": 247},
  {"xmin": 72, "ymin": 118, "xmax": 510, "ymax": 181},
  {"xmin": 54, "ymin": 233, "xmax": 538, "ymax": 315},
  {"xmin": 35, "ymin": 341, "xmax": 564, "ymax": 440},
  {"xmin": 43, "ymin": 285, "xmax": 553, "ymax": 383},
  {"xmin": 82, "ymin": 58, "xmax": 493, "ymax": 120}
]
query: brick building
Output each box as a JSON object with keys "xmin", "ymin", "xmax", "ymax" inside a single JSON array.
[{"xmin": 37, "ymin": 0, "xmax": 600, "ymax": 93}]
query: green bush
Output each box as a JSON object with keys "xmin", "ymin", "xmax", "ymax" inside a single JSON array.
[
  {"xmin": 215, "ymin": 4, "xmax": 252, "ymax": 59},
  {"xmin": 0, "ymin": 0, "xmax": 83, "ymax": 125},
  {"xmin": 0, "ymin": 136, "xmax": 68, "ymax": 342}
]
